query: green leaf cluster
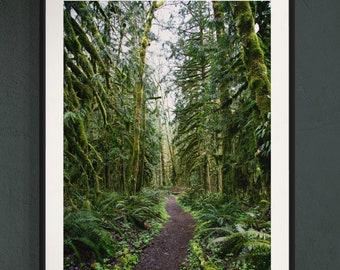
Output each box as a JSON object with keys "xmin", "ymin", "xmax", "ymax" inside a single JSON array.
[
  {"xmin": 168, "ymin": 1, "xmax": 271, "ymax": 200},
  {"xmin": 64, "ymin": 188, "xmax": 169, "ymax": 269},
  {"xmin": 179, "ymin": 190, "xmax": 270, "ymax": 270}
]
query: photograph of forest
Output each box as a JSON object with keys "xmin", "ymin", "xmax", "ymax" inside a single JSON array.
[{"xmin": 63, "ymin": 1, "xmax": 271, "ymax": 269}]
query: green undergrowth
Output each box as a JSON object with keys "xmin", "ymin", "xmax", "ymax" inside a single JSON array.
[
  {"xmin": 178, "ymin": 187, "xmax": 271, "ymax": 270},
  {"xmin": 64, "ymin": 187, "xmax": 169, "ymax": 269}
]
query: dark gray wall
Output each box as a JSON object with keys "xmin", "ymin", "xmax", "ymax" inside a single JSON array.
[
  {"xmin": 0, "ymin": 0, "xmax": 40, "ymax": 269},
  {"xmin": 295, "ymin": 0, "xmax": 340, "ymax": 269}
]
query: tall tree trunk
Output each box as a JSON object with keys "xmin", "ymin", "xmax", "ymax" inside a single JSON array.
[
  {"xmin": 217, "ymin": 165, "xmax": 223, "ymax": 193},
  {"xmin": 212, "ymin": 1, "xmax": 228, "ymax": 192},
  {"xmin": 137, "ymin": 103, "xmax": 146, "ymax": 193},
  {"xmin": 205, "ymin": 158, "xmax": 212, "ymax": 192},
  {"xmin": 199, "ymin": 165, "xmax": 204, "ymax": 188},
  {"xmin": 232, "ymin": 1, "xmax": 271, "ymax": 198},
  {"xmin": 129, "ymin": 1, "xmax": 163, "ymax": 194},
  {"xmin": 104, "ymin": 164, "xmax": 111, "ymax": 189},
  {"xmin": 232, "ymin": 1, "xmax": 270, "ymax": 119},
  {"xmin": 212, "ymin": 1, "xmax": 232, "ymax": 196},
  {"xmin": 157, "ymin": 99, "xmax": 166, "ymax": 186},
  {"xmin": 160, "ymin": 141, "xmax": 166, "ymax": 185},
  {"xmin": 164, "ymin": 99, "xmax": 178, "ymax": 186},
  {"xmin": 121, "ymin": 158, "xmax": 126, "ymax": 192}
]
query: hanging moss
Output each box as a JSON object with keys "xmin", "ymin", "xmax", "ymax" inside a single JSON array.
[
  {"xmin": 73, "ymin": 117, "xmax": 88, "ymax": 150},
  {"xmin": 92, "ymin": 88, "xmax": 108, "ymax": 126},
  {"xmin": 65, "ymin": 52, "xmax": 84, "ymax": 79},
  {"xmin": 233, "ymin": 1, "xmax": 270, "ymax": 119},
  {"xmin": 244, "ymin": 34, "xmax": 265, "ymax": 64},
  {"xmin": 72, "ymin": 2, "xmax": 107, "ymax": 51},
  {"xmin": 64, "ymin": 11, "xmax": 82, "ymax": 54},
  {"xmin": 66, "ymin": 51, "xmax": 108, "ymax": 127},
  {"xmin": 69, "ymin": 198, "xmax": 78, "ymax": 211},
  {"xmin": 238, "ymin": 13, "xmax": 254, "ymax": 34},
  {"xmin": 83, "ymin": 199, "xmax": 91, "ymax": 210},
  {"xmin": 65, "ymin": 133, "xmax": 102, "ymax": 195},
  {"xmin": 71, "ymin": 75, "xmax": 93, "ymax": 101},
  {"xmin": 64, "ymin": 68, "xmax": 80, "ymax": 109},
  {"xmin": 154, "ymin": 1, "xmax": 164, "ymax": 9},
  {"xmin": 94, "ymin": 175, "xmax": 102, "ymax": 196},
  {"xmin": 93, "ymin": 1, "xmax": 115, "ymax": 34},
  {"xmin": 65, "ymin": 135, "xmax": 91, "ymax": 196},
  {"xmin": 78, "ymin": 54, "xmax": 94, "ymax": 78},
  {"xmin": 69, "ymin": 16, "xmax": 107, "ymax": 73},
  {"xmin": 88, "ymin": 143, "xmax": 103, "ymax": 164}
]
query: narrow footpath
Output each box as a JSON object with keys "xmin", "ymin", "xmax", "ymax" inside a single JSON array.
[{"xmin": 134, "ymin": 196, "xmax": 196, "ymax": 270}]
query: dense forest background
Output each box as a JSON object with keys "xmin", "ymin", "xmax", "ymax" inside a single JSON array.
[{"xmin": 63, "ymin": 1, "xmax": 271, "ymax": 269}]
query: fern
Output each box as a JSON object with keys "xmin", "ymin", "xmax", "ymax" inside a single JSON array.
[
  {"xmin": 179, "ymin": 189, "xmax": 271, "ymax": 270},
  {"xmin": 209, "ymin": 229, "xmax": 270, "ymax": 270},
  {"xmin": 64, "ymin": 210, "xmax": 116, "ymax": 263}
]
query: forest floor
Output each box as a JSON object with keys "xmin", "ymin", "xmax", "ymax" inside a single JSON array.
[{"xmin": 134, "ymin": 195, "xmax": 196, "ymax": 270}]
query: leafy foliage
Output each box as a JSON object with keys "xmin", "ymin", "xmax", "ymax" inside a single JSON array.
[
  {"xmin": 64, "ymin": 1, "xmax": 164, "ymax": 201},
  {"xmin": 179, "ymin": 189, "xmax": 270, "ymax": 270},
  {"xmin": 166, "ymin": 1, "xmax": 271, "ymax": 200},
  {"xmin": 63, "ymin": 1, "xmax": 271, "ymax": 269},
  {"xmin": 64, "ymin": 188, "xmax": 169, "ymax": 269}
]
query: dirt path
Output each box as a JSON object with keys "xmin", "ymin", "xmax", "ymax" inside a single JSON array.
[{"xmin": 134, "ymin": 196, "xmax": 196, "ymax": 270}]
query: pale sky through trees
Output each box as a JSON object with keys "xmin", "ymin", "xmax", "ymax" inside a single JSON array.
[{"xmin": 147, "ymin": 2, "xmax": 181, "ymax": 120}]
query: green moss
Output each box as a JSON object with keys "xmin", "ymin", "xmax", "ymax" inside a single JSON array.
[
  {"xmin": 64, "ymin": 70, "xmax": 80, "ymax": 110},
  {"xmin": 72, "ymin": 77, "xmax": 93, "ymax": 101},
  {"xmin": 238, "ymin": 12, "xmax": 254, "ymax": 34},
  {"xmin": 74, "ymin": 118, "xmax": 88, "ymax": 149},
  {"xmin": 154, "ymin": 1, "xmax": 164, "ymax": 9},
  {"xmin": 92, "ymin": 87, "xmax": 108, "ymax": 126},
  {"xmin": 256, "ymin": 93, "xmax": 270, "ymax": 118},
  {"xmin": 84, "ymin": 199, "xmax": 91, "ymax": 210},
  {"xmin": 247, "ymin": 34, "xmax": 264, "ymax": 60},
  {"xmin": 248, "ymin": 78, "xmax": 265, "ymax": 93},
  {"xmin": 78, "ymin": 55, "xmax": 94, "ymax": 77},
  {"xmin": 70, "ymin": 198, "xmax": 78, "ymax": 211},
  {"xmin": 248, "ymin": 77, "xmax": 270, "ymax": 118},
  {"xmin": 94, "ymin": 175, "xmax": 102, "ymax": 196},
  {"xmin": 65, "ymin": 53, "xmax": 85, "ymax": 80},
  {"xmin": 141, "ymin": 36, "xmax": 149, "ymax": 49},
  {"xmin": 64, "ymin": 12, "xmax": 82, "ymax": 54},
  {"xmin": 69, "ymin": 16, "xmax": 107, "ymax": 72},
  {"xmin": 189, "ymin": 241, "xmax": 219, "ymax": 270},
  {"xmin": 234, "ymin": 1, "xmax": 270, "ymax": 119}
]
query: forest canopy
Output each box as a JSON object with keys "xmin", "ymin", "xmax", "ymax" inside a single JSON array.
[{"xmin": 64, "ymin": 0, "xmax": 271, "ymax": 200}]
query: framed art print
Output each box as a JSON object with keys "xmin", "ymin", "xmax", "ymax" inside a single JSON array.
[{"xmin": 46, "ymin": 1, "xmax": 290, "ymax": 269}]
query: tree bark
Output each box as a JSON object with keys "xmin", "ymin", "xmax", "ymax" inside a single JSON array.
[
  {"xmin": 232, "ymin": 1, "xmax": 271, "ymax": 198},
  {"xmin": 217, "ymin": 165, "xmax": 223, "ymax": 193},
  {"xmin": 212, "ymin": 1, "xmax": 231, "ymax": 195},
  {"xmin": 205, "ymin": 158, "xmax": 212, "ymax": 192},
  {"xmin": 129, "ymin": 1, "xmax": 163, "ymax": 194},
  {"xmin": 232, "ymin": 1, "xmax": 270, "ymax": 119}
]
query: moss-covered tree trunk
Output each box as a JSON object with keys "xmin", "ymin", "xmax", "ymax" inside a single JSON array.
[
  {"xmin": 129, "ymin": 1, "xmax": 163, "ymax": 194},
  {"xmin": 232, "ymin": 1, "xmax": 270, "ymax": 119},
  {"xmin": 232, "ymin": 1, "xmax": 271, "ymax": 199},
  {"xmin": 157, "ymin": 99, "xmax": 166, "ymax": 186},
  {"xmin": 212, "ymin": 1, "xmax": 233, "ymax": 196},
  {"xmin": 160, "ymin": 143, "xmax": 165, "ymax": 185},
  {"xmin": 136, "ymin": 101, "xmax": 147, "ymax": 193},
  {"xmin": 205, "ymin": 158, "xmax": 212, "ymax": 192},
  {"xmin": 217, "ymin": 165, "xmax": 223, "ymax": 193}
]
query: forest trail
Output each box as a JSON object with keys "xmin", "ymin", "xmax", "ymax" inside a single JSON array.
[
  {"xmin": 63, "ymin": 2, "xmax": 272, "ymax": 269},
  {"xmin": 134, "ymin": 196, "xmax": 196, "ymax": 270}
]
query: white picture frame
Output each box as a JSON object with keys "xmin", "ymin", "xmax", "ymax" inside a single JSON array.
[{"xmin": 45, "ymin": 1, "xmax": 290, "ymax": 269}]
